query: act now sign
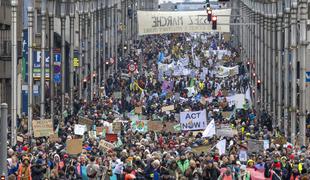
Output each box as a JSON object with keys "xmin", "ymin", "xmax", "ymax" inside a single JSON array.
[{"xmin": 180, "ymin": 110, "xmax": 207, "ymax": 131}]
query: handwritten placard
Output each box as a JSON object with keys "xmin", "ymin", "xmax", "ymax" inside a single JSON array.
[
  {"xmin": 148, "ymin": 121, "xmax": 163, "ymax": 132},
  {"xmin": 135, "ymin": 106, "xmax": 142, "ymax": 114},
  {"xmin": 32, "ymin": 119, "xmax": 53, "ymax": 138},
  {"xmin": 79, "ymin": 116, "xmax": 93, "ymax": 130},
  {"xmin": 161, "ymin": 105, "xmax": 175, "ymax": 112},
  {"xmin": 66, "ymin": 139, "xmax": 83, "ymax": 155}
]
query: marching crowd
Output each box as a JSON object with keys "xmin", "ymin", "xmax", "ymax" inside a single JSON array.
[{"xmin": 7, "ymin": 32, "xmax": 310, "ymax": 180}]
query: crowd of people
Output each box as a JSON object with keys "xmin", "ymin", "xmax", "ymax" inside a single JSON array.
[{"xmin": 7, "ymin": 32, "xmax": 310, "ymax": 180}]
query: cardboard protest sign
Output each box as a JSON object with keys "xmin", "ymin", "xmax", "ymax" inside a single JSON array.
[
  {"xmin": 247, "ymin": 140, "xmax": 264, "ymax": 153},
  {"xmin": 17, "ymin": 136, "xmax": 24, "ymax": 143},
  {"xmin": 78, "ymin": 116, "xmax": 93, "ymax": 130},
  {"xmin": 66, "ymin": 139, "xmax": 83, "ymax": 155},
  {"xmin": 113, "ymin": 91, "xmax": 122, "ymax": 99},
  {"xmin": 239, "ymin": 150, "xmax": 248, "ymax": 162},
  {"xmin": 106, "ymin": 134, "xmax": 118, "ymax": 142},
  {"xmin": 222, "ymin": 111, "xmax": 232, "ymax": 119},
  {"xmin": 88, "ymin": 131, "xmax": 97, "ymax": 139},
  {"xmin": 99, "ymin": 139, "xmax": 115, "ymax": 151},
  {"xmin": 74, "ymin": 124, "xmax": 87, "ymax": 136},
  {"xmin": 49, "ymin": 134, "xmax": 60, "ymax": 143},
  {"xmin": 263, "ymin": 140, "xmax": 270, "ymax": 150},
  {"xmin": 148, "ymin": 121, "xmax": 163, "ymax": 132},
  {"xmin": 273, "ymin": 136, "xmax": 287, "ymax": 145},
  {"xmin": 163, "ymin": 122, "xmax": 179, "ymax": 133},
  {"xmin": 96, "ymin": 127, "xmax": 104, "ymax": 135},
  {"xmin": 180, "ymin": 110, "xmax": 207, "ymax": 131},
  {"xmin": 131, "ymin": 120, "xmax": 148, "ymax": 132},
  {"xmin": 161, "ymin": 105, "xmax": 175, "ymax": 112},
  {"xmin": 200, "ymin": 97, "xmax": 206, "ymax": 105},
  {"xmin": 192, "ymin": 145, "xmax": 210, "ymax": 154},
  {"xmin": 135, "ymin": 106, "xmax": 142, "ymax": 114},
  {"xmin": 32, "ymin": 119, "xmax": 53, "ymax": 138},
  {"xmin": 112, "ymin": 122, "xmax": 122, "ymax": 133},
  {"xmin": 216, "ymin": 127, "xmax": 238, "ymax": 137}
]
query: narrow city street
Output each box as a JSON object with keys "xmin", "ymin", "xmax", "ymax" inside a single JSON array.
[{"xmin": 0, "ymin": 0, "xmax": 310, "ymax": 180}]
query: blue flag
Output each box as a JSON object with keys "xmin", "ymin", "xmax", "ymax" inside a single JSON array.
[{"xmin": 157, "ymin": 51, "xmax": 164, "ymax": 64}]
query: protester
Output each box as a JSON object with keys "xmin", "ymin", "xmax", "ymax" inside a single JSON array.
[{"xmin": 7, "ymin": 32, "xmax": 310, "ymax": 180}]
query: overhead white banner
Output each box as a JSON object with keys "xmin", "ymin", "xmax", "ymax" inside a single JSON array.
[
  {"xmin": 180, "ymin": 110, "xmax": 207, "ymax": 131},
  {"xmin": 137, "ymin": 9, "xmax": 231, "ymax": 35},
  {"xmin": 216, "ymin": 65, "xmax": 239, "ymax": 78}
]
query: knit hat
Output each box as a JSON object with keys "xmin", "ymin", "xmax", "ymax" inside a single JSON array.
[{"xmin": 289, "ymin": 154, "xmax": 295, "ymax": 160}]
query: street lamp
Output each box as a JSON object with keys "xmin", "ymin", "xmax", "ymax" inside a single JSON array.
[
  {"xmin": 69, "ymin": 0, "xmax": 75, "ymax": 113},
  {"xmin": 40, "ymin": 0, "xmax": 47, "ymax": 120},
  {"xmin": 78, "ymin": 0, "xmax": 83, "ymax": 99},
  {"xmin": 48, "ymin": 0, "xmax": 56, "ymax": 128},
  {"xmin": 61, "ymin": 0, "xmax": 67, "ymax": 118}
]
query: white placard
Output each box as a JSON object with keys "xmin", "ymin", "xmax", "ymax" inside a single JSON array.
[
  {"xmin": 180, "ymin": 110, "xmax": 207, "ymax": 131},
  {"xmin": 74, "ymin": 124, "xmax": 87, "ymax": 136}
]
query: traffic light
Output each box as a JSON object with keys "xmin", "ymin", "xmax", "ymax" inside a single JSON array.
[
  {"xmin": 206, "ymin": 0, "xmax": 210, "ymax": 7},
  {"xmin": 257, "ymin": 79, "xmax": 261, "ymax": 90},
  {"xmin": 1, "ymin": 175, "xmax": 5, "ymax": 180},
  {"xmin": 83, "ymin": 79, "xmax": 87, "ymax": 89},
  {"xmin": 207, "ymin": 10, "xmax": 212, "ymax": 22},
  {"xmin": 212, "ymin": 16, "xmax": 217, "ymax": 30}
]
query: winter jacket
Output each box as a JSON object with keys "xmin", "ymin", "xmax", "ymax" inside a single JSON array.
[{"xmin": 31, "ymin": 165, "xmax": 46, "ymax": 180}]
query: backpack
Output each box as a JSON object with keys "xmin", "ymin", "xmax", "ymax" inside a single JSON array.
[{"xmin": 86, "ymin": 164, "xmax": 97, "ymax": 178}]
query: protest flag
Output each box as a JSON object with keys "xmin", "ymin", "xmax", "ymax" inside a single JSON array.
[
  {"xmin": 216, "ymin": 139, "xmax": 226, "ymax": 155},
  {"xmin": 202, "ymin": 119, "xmax": 216, "ymax": 138}
]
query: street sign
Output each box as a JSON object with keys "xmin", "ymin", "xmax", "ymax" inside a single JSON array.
[
  {"xmin": 73, "ymin": 58, "xmax": 79, "ymax": 67},
  {"xmin": 54, "ymin": 74, "xmax": 61, "ymax": 84},
  {"xmin": 54, "ymin": 65, "xmax": 61, "ymax": 73},
  {"xmin": 128, "ymin": 63, "xmax": 137, "ymax": 72},
  {"xmin": 54, "ymin": 53, "xmax": 61, "ymax": 62},
  {"xmin": 306, "ymin": 72, "xmax": 310, "ymax": 83}
]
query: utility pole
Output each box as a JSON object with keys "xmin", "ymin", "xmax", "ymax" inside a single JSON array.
[
  {"xmin": 106, "ymin": 0, "xmax": 111, "ymax": 76},
  {"xmin": 266, "ymin": 4, "xmax": 271, "ymax": 114},
  {"xmin": 121, "ymin": 0, "xmax": 125, "ymax": 57},
  {"xmin": 61, "ymin": 0, "xmax": 66, "ymax": 116},
  {"xmin": 84, "ymin": 0, "xmax": 89, "ymax": 101},
  {"xmin": 254, "ymin": 2, "xmax": 260, "ymax": 113},
  {"xmin": 259, "ymin": 3, "xmax": 264, "ymax": 110},
  {"xmin": 114, "ymin": 3, "xmax": 118, "ymax": 72},
  {"xmin": 28, "ymin": 4, "xmax": 34, "ymax": 135},
  {"xmin": 78, "ymin": 0, "xmax": 83, "ymax": 99},
  {"xmin": 93, "ymin": 0, "xmax": 97, "ymax": 97},
  {"xmin": 90, "ymin": 0, "xmax": 94, "ymax": 101},
  {"xmin": 11, "ymin": 0, "xmax": 18, "ymax": 146},
  {"xmin": 299, "ymin": 0, "xmax": 308, "ymax": 145},
  {"xmin": 283, "ymin": 2, "xmax": 290, "ymax": 138},
  {"xmin": 69, "ymin": 0, "xmax": 75, "ymax": 112},
  {"xmin": 98, "ymin": 2, "xmax": 102, "ymax": 88},
  {"xmin": 103, "ymin": 1, "xmax": 106, "ymax": 83},
  {"xmin": 290, "ymin": 0, "xmax": 297, "ymax": 145},
  {"xmin": 40, "ymin": 0, "xmax": 47, "ymax": 120},
  {"xmin": 263, "ymin": 4, "xmax": 268, "ymax": 110},
  {"xmin": 48, "ymin": 0, "xmax": 55, "ymax": 125},
  {"xmin": 110, "ymin": 2, "xmax": 114, "ymax": 74},
  {"xmin": 276, "ymin": 0, "xmax": 283, "ymax": 129},
  {"xmin": 271, "ymin": 3, "xmax": 276, "ymax": 125},
  {"xmin": 0, "ymin": 103, "xmax": 8, "ymax": 178}
]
